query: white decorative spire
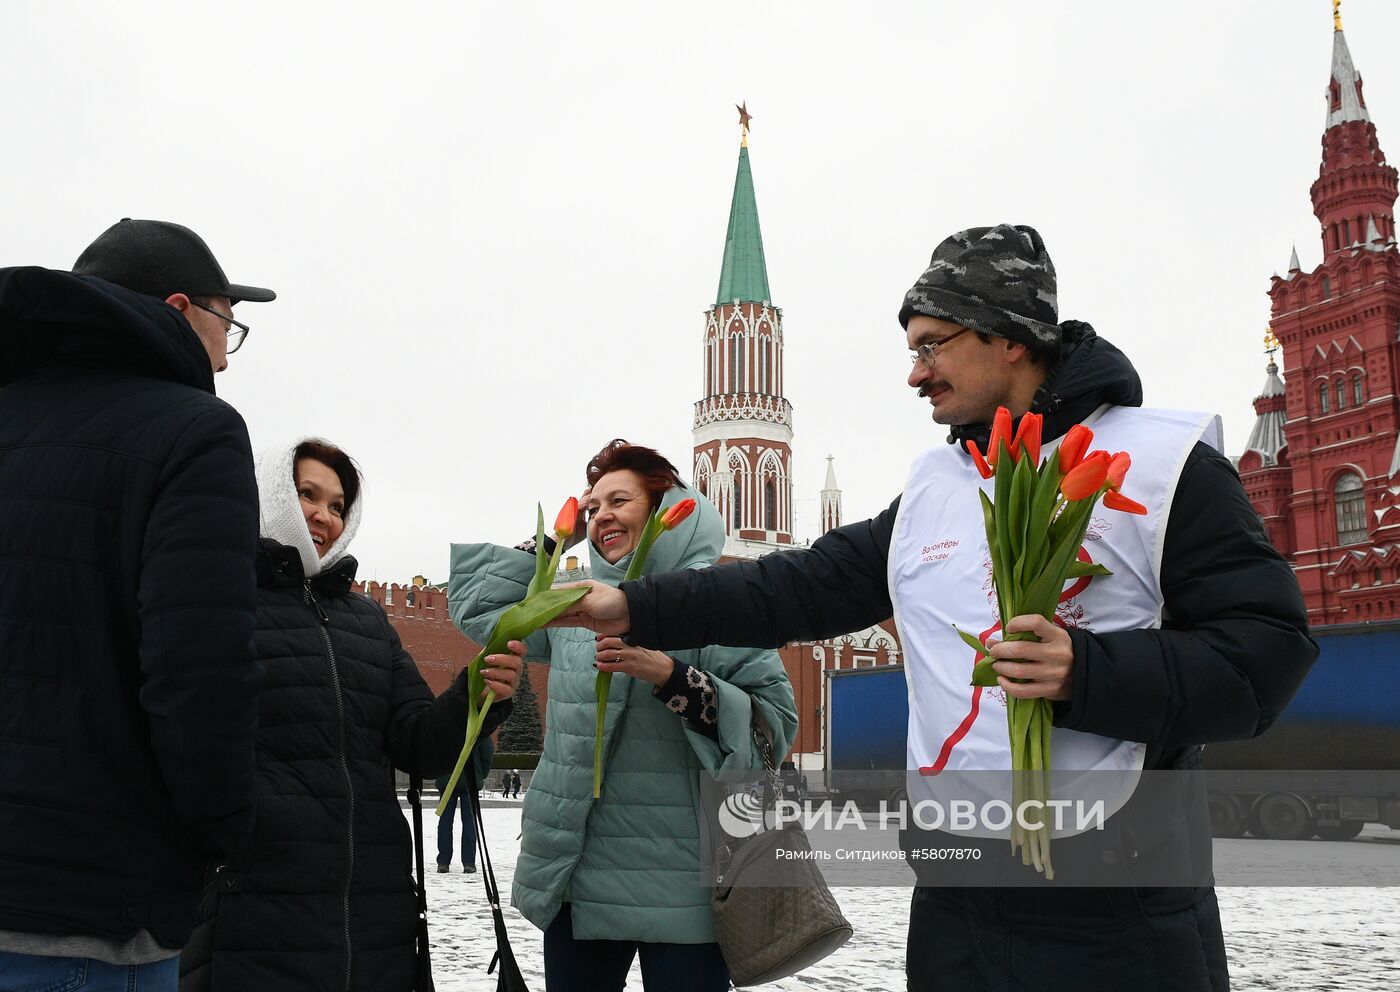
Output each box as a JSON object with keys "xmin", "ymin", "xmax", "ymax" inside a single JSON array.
[
  {"xmin": 1243, "ymin": 361, "xmax": 1288, "ymax": 467},
  {"xmin": 1286, "ymin": 245, "xmax": 1301, "ymax": 279},
  {"xmin": 1366, "ymin": 214, "xmax": 1385, "ymax": 251},
  {"xmin": 1327, "ymin": 21, "xmax": 1371, "ymax": 129},
  {"xmin": 819, "ymin": 455, "xmax": 842, "ymax": 535}
]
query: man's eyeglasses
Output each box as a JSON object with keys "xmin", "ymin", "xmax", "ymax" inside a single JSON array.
[
  {"xmin": 909, "ymin": 328, "xmax": 970, "ymax": 369},
  {"xmin": 188, "ymin": 300, "xmax": 251, "ymax": 354}
]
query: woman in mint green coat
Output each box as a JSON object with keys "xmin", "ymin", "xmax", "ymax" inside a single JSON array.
[{"xmin": 448, "ymin": 440, "xmax": 797, "ymax": 992}]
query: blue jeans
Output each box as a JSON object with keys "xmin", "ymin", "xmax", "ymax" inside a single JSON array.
[
  {"xmin": 437, "ymin": 788, "xmax": 478, "ymax": 868},
  {"xmin": 0, "ymin": 951, "xmax": 178, "ymax": 991},
  {"xmin": 542, "ymin": 904, "xmax": 730, "ymax": 992}
]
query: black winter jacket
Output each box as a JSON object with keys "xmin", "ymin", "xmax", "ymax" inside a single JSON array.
[
  {"xmin": 621, "ymin": 323, "xmax": 1318, "ymax": 992},
  {"xmin": 0, "ymin": 268, "xmax": 260, "ymax": 949},
  {"xmin": 179, "ymin": 539, "xmax": 507, "ymax": 992}
]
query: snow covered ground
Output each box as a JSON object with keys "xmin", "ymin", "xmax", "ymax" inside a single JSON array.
[{"xmin": 416, "ymin": 803, "xmax": 1400, "ymax": 991}]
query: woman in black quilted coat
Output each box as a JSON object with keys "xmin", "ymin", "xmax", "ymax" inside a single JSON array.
[{"xmin": 179, "ymin": 438, "xmax": 523, "ymax": 992}]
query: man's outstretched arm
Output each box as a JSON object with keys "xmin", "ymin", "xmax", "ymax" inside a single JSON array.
[{"xmin": 628, "ymin": 497, "xmax": 902, "ymax": 650}]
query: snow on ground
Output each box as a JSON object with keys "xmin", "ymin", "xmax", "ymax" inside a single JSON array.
[{"xmin": 415, "ymin": 804, "xmax": 1400, "ymax": 991}]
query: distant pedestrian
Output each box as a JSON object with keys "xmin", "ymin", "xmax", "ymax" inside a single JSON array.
[
  {"xmin": 778, "ymin": 760, "xmax": 802, "ymax": 805},
  {"xmin": 0, "ymin": 219, "xmax": 274, "ymax": 992},
  {"xmin": 511, "ymin": 770, "xmax": 522, "ymax": 798},
  {"xmin": 437, "ymin": 737, "xmax": 493, "ymax": 874}
]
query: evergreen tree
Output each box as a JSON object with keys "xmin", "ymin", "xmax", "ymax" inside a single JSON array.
[{"xmin": 497, "ymin": 661, "xmax": 544, "ymax": 753}]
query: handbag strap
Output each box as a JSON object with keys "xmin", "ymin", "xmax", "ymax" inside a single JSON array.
[
  {"xmin": 750, "ymin": 712, "xmax": 783, "ymax": 801},
  {"xmin": 468, "ymin": 783, "xmax": 531, "ymax": 989},
  {"xmin": 407, "ymin": 776, "xmax": 433, "ymax": 984},
  {"xmin": 408, "ymin": 776, "xmax": 429, "ymax": 915},
  {"xmin": 715, "ymin": 712, "xmax": 786, "ymax": 887}
]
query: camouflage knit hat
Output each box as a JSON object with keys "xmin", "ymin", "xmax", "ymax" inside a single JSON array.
[{"xmin": 898, "ymin": 224, "xmax": 1060, "ymax": 347}]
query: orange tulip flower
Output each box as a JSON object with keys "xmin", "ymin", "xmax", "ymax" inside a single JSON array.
[
  {"xmin": 554, "ymin": 497, "xmax": 579, "ymax": 540},
  {"xmin": 987, "ymin": 407, "xmax": 1014, "ymax": 463},
  {"xmin": 1106, "ymin": 452, "xmax": 1130, "ymax": 489},
  {"xmin": 1060, "ymin": 450, "xmax": 1111, "ymax": 500},
  {"xmin": 965, "ymin": 440, "xmax": 994, "ymax": 479},
  {"xmin": 1104, "ymin": 490, "xmax": 1148, "ymax": 515},
  {"xmin": 1058, "ymin": 424, "xmax": 1094, "ymax": 473},
  {"xmin": 660, "ymin": 498, "xmax": 698, "ymax": 530},
  {"xmin": 1102, "ymin": 452, "xmax": 1147, "ymax": 514},
  {"xmin": 1012, "ymin": 413, "xmax": 1043, "ymax": 466}
]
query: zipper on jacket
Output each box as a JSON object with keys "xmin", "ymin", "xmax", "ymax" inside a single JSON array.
[{"xmin": 307, "ymin": 580, "xmax": 354, "ymax": 992}]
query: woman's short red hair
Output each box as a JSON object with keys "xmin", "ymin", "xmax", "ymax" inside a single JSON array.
[{"xmin": 585, "ymin": 439, "xmax": 684, "ymax": 511}]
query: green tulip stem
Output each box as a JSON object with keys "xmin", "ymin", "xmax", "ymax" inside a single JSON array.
[{"xmin": 593, "ymin": 509, "xmax": 669, "ymax": 798}]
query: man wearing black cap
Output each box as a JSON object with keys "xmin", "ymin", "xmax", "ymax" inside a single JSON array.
[
  {"xmin": 554, "ymin": 224, "xmax": 1317, "ymax": 991},
  {"xmin": 0, "ymin": 220, "xmax": 275, "ymax": 990}
]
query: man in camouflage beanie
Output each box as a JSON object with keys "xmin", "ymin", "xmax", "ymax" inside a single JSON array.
[
  {"xmin": 555, "ymin": 220, "xmax": 1315, "ymax": 992},
  {"xmin": 898, "ymin": 223, "xmax": 1060, "ymax": 348},
  {"xmin": 898, "ymin": 223, "xmax": 1066, "ymax": 431}
]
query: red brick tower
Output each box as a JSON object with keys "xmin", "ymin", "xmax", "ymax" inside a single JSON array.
[
  {"xmin": 1242, "ymin": 5, "xmax": 1400, "ymax": 624},
  {"xmin": 692, "ymin": 108, "xmax": 796, "ymax": 554}
]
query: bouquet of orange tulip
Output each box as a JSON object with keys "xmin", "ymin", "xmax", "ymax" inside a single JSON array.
[
  {"xmin": 954, "ymin": 407, "xmax": 1146, "ymax": 877},
  {"xmin": 436, "ymin": 499, "xmax": 590, "ymax": 816},
  {"xmin": 593, "ymin": 497, "xmax": 698, "ymax": 798}
]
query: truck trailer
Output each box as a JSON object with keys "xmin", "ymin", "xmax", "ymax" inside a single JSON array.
[{"xmin": 821, "ymin": 622, "xmax": 1400, "ymax": 839}]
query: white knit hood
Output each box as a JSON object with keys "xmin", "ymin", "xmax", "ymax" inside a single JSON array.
[{"xmin": 254, "ymin": 437, "xmax": 363, "ymax": 578}]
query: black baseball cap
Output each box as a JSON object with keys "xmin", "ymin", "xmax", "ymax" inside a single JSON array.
[{"xmin": 72, "ymin": 218, "xmax": 276, "ymax": 305}]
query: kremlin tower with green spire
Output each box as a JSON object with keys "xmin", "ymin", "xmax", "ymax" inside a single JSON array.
[{"xmin": 692, "ymin": 104, "xmax": 796, "ymax": 554}]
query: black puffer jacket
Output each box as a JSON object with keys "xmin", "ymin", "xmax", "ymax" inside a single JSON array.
[
  {"xmin": 622, "ymin": 322, "xmax": 1317, "ymax": 992},
  {"xmin": 0, "ymin": 267, "xmax": 259, "ymax": 949},
  {"xmin": 180, "ymin": 540, "xmax": 506, "ymax": 992}
]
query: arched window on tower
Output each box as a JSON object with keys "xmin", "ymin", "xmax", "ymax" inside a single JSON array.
[
  {"xmin": 1335, "ymin": 473, "xmax": 1367, "ymax": 546},
  {"xmin": 732, "ymin": 469, "xmax": 744, "ymax": 531},
  {"xmin": 1354, "ymin": 374, "xmax": 1365, "ymax": 406},
  {"xmin": 1319, "ymin": 383, "xmax": 1330, "ymax": 414},
  {"xmin": 709, "ymin": 338, "xmax": 719, "ymax": 395},
  {"xmin": 1321, "ymin": 276, "xmax": 1332, "ymax": 300},
  {"xmin": 757, "ymin": 335, "xmax": 768, "ymax": 393},
  {"xmin": 730, "ymin": 333, "xmax": 745, "ymax": 393},
  {"xmin": 1335, "ymin": 379, "xmax": 1346, "ymax": 411},
  {"xmin": 764, "ymin": 478, "xmax": 776, "ymax": 531}
]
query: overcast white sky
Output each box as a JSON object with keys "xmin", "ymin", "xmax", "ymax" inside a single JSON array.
[{"xmin": 6, "ymin": 1, "xmax": 1398, "ymax": 581}]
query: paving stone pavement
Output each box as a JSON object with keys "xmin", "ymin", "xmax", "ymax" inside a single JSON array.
[{"xmin": 416, "ymin": 806, "xmax": 1400, "ymax": 991}]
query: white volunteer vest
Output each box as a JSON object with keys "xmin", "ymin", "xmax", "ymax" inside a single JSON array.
[{"xmin": 889, "ymin": 405, "xmax": 1222, "ymax": 837}]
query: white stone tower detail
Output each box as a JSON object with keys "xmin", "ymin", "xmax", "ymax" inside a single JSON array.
[{"xmin": 820, "ymin": 456, "xmax": 842, "ymax": 535}]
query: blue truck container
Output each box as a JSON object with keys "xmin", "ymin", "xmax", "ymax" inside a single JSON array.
[
  {"xmin": 822, "ymin": 665, "xmax": 908, "ymax": 804},
  {"xmin": 822, "ymin": 624, "xmax": 1400, "ymax": 838}
]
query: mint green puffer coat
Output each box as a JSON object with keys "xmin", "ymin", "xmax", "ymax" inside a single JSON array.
[{"xmin": 448, "ymin": 488, "xmax": 797, "ymax": 943}]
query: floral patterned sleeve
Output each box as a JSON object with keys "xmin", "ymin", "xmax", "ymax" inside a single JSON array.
[
  {"xmin": 512, "ymin": 535, "xmax": 557, "ymax": 556},
  {"xmin": 652, "ymin": 658, "xmax": 719, "ymax": 740}
]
